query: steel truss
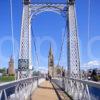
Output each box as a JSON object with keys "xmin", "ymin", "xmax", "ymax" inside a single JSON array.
[
  {"xmin": 67, "ymin": 0, "xmax": 80, "ymax": 78},
  {"xmin": 18, "ymin": 0, "xmax": 80, "ymax": 79}
]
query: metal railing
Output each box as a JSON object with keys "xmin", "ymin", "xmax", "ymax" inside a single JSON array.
[
  {"xmin": 52, "ymin": 77, "xmax": 100, "ymax": 100},
  {"xmin": 0, "ymin": 76, "xmax": 45, "ymax": 100}
]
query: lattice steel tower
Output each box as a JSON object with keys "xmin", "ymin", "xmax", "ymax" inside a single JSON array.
[
  {"xmin": 18, "ymin": 0, "xmax": 80, "ymax": 79},
  {"xmin": 18, "ymin": 0, "xmax": 32, "ymax": 79},
  {"xmin": 67, "ymin": 0, "xmax": 80, "ymax": 78}
]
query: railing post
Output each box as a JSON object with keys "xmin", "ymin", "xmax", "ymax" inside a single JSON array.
[
  {"xmin": 4, "ymin": 90, "xmax": 7, "ymax": 100},
  {"xmin": 86, "ymin": 84, "xmax": 91, "ymax": 100}
]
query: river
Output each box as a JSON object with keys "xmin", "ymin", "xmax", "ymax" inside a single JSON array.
[{"xmin": 89, "ymin": 86, "xmax": 100, "ymax": 100}]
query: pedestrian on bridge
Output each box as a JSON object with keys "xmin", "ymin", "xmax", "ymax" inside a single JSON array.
[
  {"xmin": 48, "ymin": 74, "xmax": 52, "ymax": 82},
  {"xmin": 62, "ymin": 70, "xmax": 65, "ymax": 91}
]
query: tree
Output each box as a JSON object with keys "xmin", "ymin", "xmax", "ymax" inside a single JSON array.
[
  {"xmin": 0, "ymin": 68, "xmax": 6, "ymax": 73},
  {"xmin": 91, "ymin": 69, "xmax": 98, "ymax": 81}
]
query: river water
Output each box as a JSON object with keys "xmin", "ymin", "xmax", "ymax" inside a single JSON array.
[{"xmin": 89, "ymin": 86, "xmax": 100, "ymax": 100}]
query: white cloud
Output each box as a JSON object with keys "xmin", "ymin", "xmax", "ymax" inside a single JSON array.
[
  {"xmin": 81, "ymin": 60, "xmax": 100, "ymax": 70},
  {"xmin": 33, "ymin": 66, "xmax": 48, "ymax": 73}
]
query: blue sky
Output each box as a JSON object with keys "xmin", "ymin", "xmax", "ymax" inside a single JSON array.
[{"xmin": 0, "ymin": 0, "xmax": 100, "ymax": 70}]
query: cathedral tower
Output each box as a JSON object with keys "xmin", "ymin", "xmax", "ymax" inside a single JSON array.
[{"xmin": 48, "ymin": 44, "xmax": 54, "ymax": 77}]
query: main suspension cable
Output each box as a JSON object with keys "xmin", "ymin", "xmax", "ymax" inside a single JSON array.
[
  {"xmin": 31, "ymin": 26, "xmax": 40, "ymax": 69},
  {"xmin": 57, "ymin": 24, "xmax": 67, "ymax": 67},
  {"xmin": 88, "ymin": 0, "xmax": 91, "ymax": 41},
  {"xmin": 10, "ymin": 0, "xmax": 15, "ymax": 60}
]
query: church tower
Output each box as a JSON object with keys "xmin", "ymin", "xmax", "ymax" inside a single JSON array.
[
  {"xmin": 8, "ymin": 56, "xmax": 15, "ymax": 75},
  {"xmin": 48, "ymin": 44, "xmax": 54, "ymax": 77}
]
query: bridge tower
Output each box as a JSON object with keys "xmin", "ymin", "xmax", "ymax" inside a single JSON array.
[
  {"xmin": 18, "ymin": 0, "xmax": 80, "ymax": 79},
  {"xmin": 67, "ymin": 0, "xmax": 80, "ymax": 78},
  {"xmin": 18, "ymin": 0, "xmax": 32, "ymax": 79}
]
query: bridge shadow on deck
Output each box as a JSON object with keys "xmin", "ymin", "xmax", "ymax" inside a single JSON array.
[
  {"xmin": 32, "ymin": 81, "xmax": 71, "ymax": 100},
  {"xmin": 38, "ymin": 81, "xmax": 71, "ymax": 100},
  {"xmin": 38, "ymin": 85, "xmax": 54, "ymax": 90},
  {"xmin": 51, "ymin": 81, "xmax": 72, "ymax": 100},
  {"xmin": 38, "ymin": 84, "xmax": 61, "ymax": 91},
  {"xmin": 32, "ymin": 81, "xmax": 59, "ymax": 100}
]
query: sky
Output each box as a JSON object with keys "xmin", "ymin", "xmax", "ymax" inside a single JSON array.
[{"xmin": 0, "ymin": 0, "xmax": 100, "ymax": 70}]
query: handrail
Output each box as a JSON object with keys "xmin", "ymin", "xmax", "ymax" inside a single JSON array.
[
  {"xmin": 65, "ymin": 77, "xmax": 100, "ymax": 88},
  {"xmin": 54, "ymin": 76, "xmax": 100, "ymax": 88},
  {"xmin": 0, "ymin": 76, "xmax": 44, "ymax": 100},
  {"xmin": 53, "ymin": 77, "xmax": 100, "ymax": 100},
  {"xmin": 0, "ymin": 77, "xmax": 38, "ymax": 91}
]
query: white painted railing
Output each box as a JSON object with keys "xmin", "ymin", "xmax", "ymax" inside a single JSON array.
[
  {"xmin": 0, "ymin": 77, "xmax": 45, "ymax": 100},
  {"xmin": 52, "ymin": 77, "xmax": 100, "ymax": 100}
]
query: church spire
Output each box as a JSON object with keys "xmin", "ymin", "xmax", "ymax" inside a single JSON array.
[
  {"xmin": 48, "ymin": 43, "xmax": 54, "ymax": 77},
  {"xmin": 49, "ymin": 43, "xmax": 53, "ymax": 56},
  {"xmin": 9, "ymin": 55, "xmax": 14, "ymax": 63}
]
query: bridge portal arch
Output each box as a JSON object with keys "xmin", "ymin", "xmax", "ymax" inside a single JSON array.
[
  {"xmin": 18, "ymin": 0, "xmax": 80, "ymax": 79},
  {"xmin": 30, "ymin": 4, "xmax": 67, "ymax": 19}
]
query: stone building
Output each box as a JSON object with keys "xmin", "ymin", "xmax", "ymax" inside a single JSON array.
[
  {"xmin": 8, "ymin": 56, "xmax": 15, "ymax": 75},
  {"xmin": 48, "ymin": 44, "xmax": 54, "ymax": 77},
  {"xmin": 48, "ymin": 45, "xmax": 65, "ymax": 77},
  {"xmin": 53, "ymin": 65, "xmax": 64, "ymax": 77}
]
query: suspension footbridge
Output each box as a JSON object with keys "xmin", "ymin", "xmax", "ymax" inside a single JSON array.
[{"xmin": 0, "ymin": 0, "xmax": 100, "ymax": 100}]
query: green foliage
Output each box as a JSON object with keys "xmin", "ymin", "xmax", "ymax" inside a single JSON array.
[
  {"xmin": 0, "ymin": 68, "xmax": 6, "ymax": 73},
  {"xmin": 0, "ymin": 76, "xmax": 15, "ymax": 82},
  {"xmin": 9, "ymin": 74, "xmax": 15, "ymax": 76},
  {"xmin": 97, "ymin": 75, "xmax": 100, "ymax": 81}
]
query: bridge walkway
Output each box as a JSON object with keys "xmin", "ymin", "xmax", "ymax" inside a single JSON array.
[{"xmin": 32, "ymin": 80, "xmax": 71, "ymax": 100}]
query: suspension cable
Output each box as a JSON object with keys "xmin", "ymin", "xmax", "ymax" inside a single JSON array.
[
  {"xmin": 88, "ymin": 0, "xmax": 91, "ymax": 41},
  {"xmin": 10, "ymin": 0, "xmax": 16, "ymax": 79},
  {"xmin": 10, "ymin": 0, "xmax": 15, "ymax": 63},
  {"xmin": 57, "ymin": 24, "xmax": 67, "ymax": 67},
  {"xmin": 31, "ymin": 26, "xmax": 40, "ymax": 69}
]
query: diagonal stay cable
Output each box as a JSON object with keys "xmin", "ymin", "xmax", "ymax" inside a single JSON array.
[
  {"xmin": 31, "ymin": 25, "xmax": 40, "ymax": 68},
  {"xmin": 57, "ymin": 24, "xmax": 67, "ymax": 67}
]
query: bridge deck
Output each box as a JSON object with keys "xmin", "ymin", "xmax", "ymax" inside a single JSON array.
[{"xmin": 32, "ymin": 80, "xmax": 70, "ymax": 100}]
